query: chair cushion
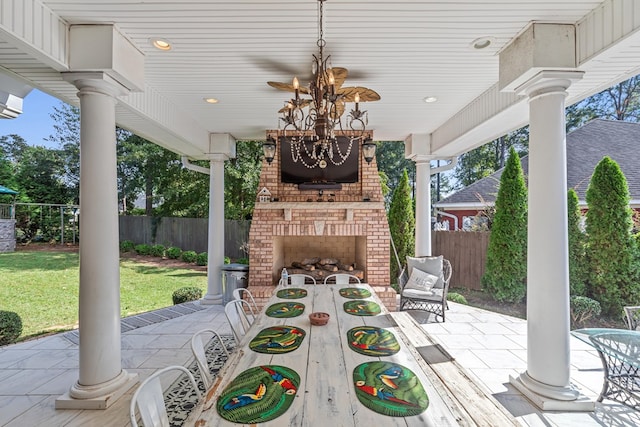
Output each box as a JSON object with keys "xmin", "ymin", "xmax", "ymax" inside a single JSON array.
[
  {"xmin": 406, "ymin": 255, "xmax": 444, "ymax": 289},
  {"xmin": 404, "ymin": 267, "xmax": 439, "ymax": 292},
  {"xmin": 402, "ymin": 287, "xmax": 443, "ymax": 299}
]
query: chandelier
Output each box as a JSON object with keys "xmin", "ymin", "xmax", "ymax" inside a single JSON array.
[{"xmin": 264, "ymin": 0, "xmax": 380, "ymax": 168}]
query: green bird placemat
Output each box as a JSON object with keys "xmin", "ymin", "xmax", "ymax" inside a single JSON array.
[
  {"xmin": 353, "ymin": 361, "xmax": 428, "ymax": 417},
  {"xmin": 347, "ymin": 326, "xmax": 400, "ymax": 356},
  {"xmin": 343, "ymin": 300, "xmax": 381, "ymax": 316},
  {"xmin": 265, "ymin": 302, "xmax": 305, "ymax": 318},
  {"xmin": 339, "ymin": 287, "xmax": 372, "ymax": 299},
  {"xmin": 249, "ymin": 326, "xmax": 306, "ymax": 354},
  {"xmin": 276, "ymin": 288, "xmax": 308, "ymax": 299},
  {"xmin": 217, "ymin": 365, "xmax": 300, "ymax": 424}
]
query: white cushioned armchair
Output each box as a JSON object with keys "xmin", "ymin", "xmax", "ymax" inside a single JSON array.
[{"xmin": 398, "ymin": 255, "xmax": 452, "ymax": 322}]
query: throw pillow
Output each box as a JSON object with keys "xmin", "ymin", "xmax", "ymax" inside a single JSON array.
[
  {"xmin": 406, "ymin": 255, "xmax": 444, "ymax": 289},
  {"xmin": 404, "ymin": 268, "xmax": 439, "ymax": 292}
]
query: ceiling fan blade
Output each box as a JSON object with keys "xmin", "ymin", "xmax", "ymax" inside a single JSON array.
[
  {"xmin": 267, "ymin": 81, "xmax": 310, "ymax": 94},
  {"xmin": 338, "ymin": 87, "xmax": 381, "ymax": 102}
]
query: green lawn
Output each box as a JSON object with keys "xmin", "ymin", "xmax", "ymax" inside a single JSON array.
[{"xmin": 0, "ymin": 250, "xmax": 207, "ymax": 341}]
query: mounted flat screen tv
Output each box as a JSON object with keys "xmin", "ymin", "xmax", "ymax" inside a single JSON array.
[{"xmin": 280, "ymin": 136, "xmax": 359, "ymax": 184}]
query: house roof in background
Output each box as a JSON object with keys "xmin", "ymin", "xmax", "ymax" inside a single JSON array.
[{"xmin": 437, "ymin": 119, "xmax": 640, "ymax": 207}]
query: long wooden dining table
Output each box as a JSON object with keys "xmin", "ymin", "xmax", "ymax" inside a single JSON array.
[{"xmin": 185, "ymin": 283, "xmax": 485, "ymax": 426}]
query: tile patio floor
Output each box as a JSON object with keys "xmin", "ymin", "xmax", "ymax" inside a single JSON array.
[{"xmin": 0, "ymin": 301, "xmax": 638, "ymax": 426}]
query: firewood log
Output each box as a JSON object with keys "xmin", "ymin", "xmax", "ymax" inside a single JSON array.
[
  {"xmin": 318, "ymin": 258, "xmax": 339, "ymax": 265},
  {"xmin": 292, "ymin": 261, "xmax": 315, "ymax": 271},
  {"xmin": 352, "ymin": 270, "xmax": 364, "ymax": 279},
  {"xmin": 301, "ymin": 257, "xmax": 320, "ymax": 265},
  {"xmin": 318, "ymin": 263, "xmax": 338, "ymax": 272},
  {"xmin": 338, "ymin": 263, "xmax": 354, "ymax": 271}
]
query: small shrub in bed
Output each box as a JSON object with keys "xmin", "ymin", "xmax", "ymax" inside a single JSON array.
[
  {"xmin": 172, "ymin": 286, "xmax": 203, "ymax": 304},
  {"xmin": 447, "ymin": 292, "xmax": 468, "ymax": 305},
  {"xmin": 0, "ymin": 311, "xmax": 23, "ymax": 346},
  {"xmin": 570, "ymin": 296, "xmax": 601, "ymax": 329},
  {"xmin": 120, "ymin": 240, "xmax": 135, "ymax": 252},
  {"xmin": 150, "ymin": 244, "xmax": 166, "ymax": 257},
  {"xmin": 134, "ymin": 244, "xmax": 152, "ymax": 255},
  {"xmin": 166, "ymin": 246, "xmax": 182, "ymax": 259},
  {"xmin": 196, "ymin": 252, "xmax": 208, "ymax": 266},
  {"xmin": 224, "ymin": 256, "xmax": 231, "ymax": 264},
  {"xmin": 181, "ymin": 250, "xmax": 197, "ymax": 263}
]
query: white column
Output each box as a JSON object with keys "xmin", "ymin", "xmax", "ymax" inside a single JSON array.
[
  {"xmin": 201, "ymin": 155, "xmax": 225, "ymax": 304},
  {"xmin": 414, "ymin": 157, "xmax": 432, "ymax": 257},
  {"xmin": 509, "ymin": 71, "xmax": 592, "ymax": 410},
  {"xmin": 56, "ymin": 73, "xmax": 137, "ymax": 409}
]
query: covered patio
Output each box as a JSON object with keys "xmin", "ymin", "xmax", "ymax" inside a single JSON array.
[
  {"xmin": 1, "ymin": 303, "xmax": 638, "ymax": 426},
  {"xmin": 2, "ymin": 0, "xmax": 640, "ymax": 418}
]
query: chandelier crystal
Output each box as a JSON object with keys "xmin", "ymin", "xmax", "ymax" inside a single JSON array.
[{"xmin": 266, "ymin": 0, "xmax": 380, "ymax": 169}]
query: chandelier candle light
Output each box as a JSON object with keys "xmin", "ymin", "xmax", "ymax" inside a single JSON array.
[{"xmin": 264, "ymin": 0, "xmax": 380, "ymax": 168}]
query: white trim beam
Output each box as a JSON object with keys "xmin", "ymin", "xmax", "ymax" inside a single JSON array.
[{"xmin": 0, "ymin": 0, "xmax": 67, "ymax": 70}]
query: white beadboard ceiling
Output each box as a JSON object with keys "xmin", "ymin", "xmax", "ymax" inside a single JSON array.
[{"xmin": 1, "ymin": 0, "xmax": 640, "ymax": 158}]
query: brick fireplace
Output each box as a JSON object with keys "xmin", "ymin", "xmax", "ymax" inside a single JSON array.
[{"xmin": 248, "ymin": 131, "xmax": 396, "ymax": 310}]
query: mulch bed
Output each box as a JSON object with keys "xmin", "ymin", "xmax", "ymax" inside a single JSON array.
[{"xmin": 15, "ymin": 243, "xmax": 207, "ymax": 271}]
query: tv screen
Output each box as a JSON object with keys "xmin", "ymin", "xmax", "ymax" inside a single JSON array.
[{"xmin": 280, "ymin": 136, "xmax": 359, "ymax": 184}]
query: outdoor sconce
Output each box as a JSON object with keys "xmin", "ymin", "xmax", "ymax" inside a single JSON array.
[
  {"xmin": 263, "ymin": 136, "xmax": 276, "ymax": 164},
  {"xmin": 362, "ymin": 139, "xmax": 376, "ymax": 164}
]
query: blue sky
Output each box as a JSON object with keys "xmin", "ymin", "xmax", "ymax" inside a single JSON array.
[{"xmin": 1, "ymin": 89, "xmax": 63, "ymax": 148}]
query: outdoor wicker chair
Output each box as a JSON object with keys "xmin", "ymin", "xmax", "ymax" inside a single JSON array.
[{"xmin": 398, "ymin": 256, "xmax": 452, "ymax": 322}]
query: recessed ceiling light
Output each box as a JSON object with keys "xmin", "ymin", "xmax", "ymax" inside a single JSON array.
[
  {"xmin": 470, "ymin": 37, "xmax": 494, "ymax": 50},
  {"xmin": 150, "ymin": 38, "xmax": 172, "ymax": 51},
  {"xmin": 423, "ymin": 96, "xmax": 438, "ymax": 103},
  {"xmin": 204, "ymin": 98, "xmax": 219, "ymax": 104}
]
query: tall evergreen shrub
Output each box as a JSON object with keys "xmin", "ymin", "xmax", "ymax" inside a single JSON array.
[
  {"xmin": 388, "ymin": 169, "xmax": 415, "ymax": 284},
  {"xmin": 481, "ymin": 146, "xmax": 527, "ymax": 302},
  {"xmin": 568, "ymin": 189, "xmax": 587, "ymax": 296},
  {"xmin": 585, "ymin": 156, "xmax": 639, "ymax": 316}
]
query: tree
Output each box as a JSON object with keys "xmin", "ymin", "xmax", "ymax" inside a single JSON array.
[
  {"xmin": 587, "ymin": 76, "xmax": 640, "ymax": 122},
  {"xmin": 14, "ymin": 146, "xmax": 70, "ymax": 204},
  {"xmin": 153, "ymin": 160, "xmax": 209, "ymax": 218},
  {"xmin": 388, "ymin": 169, "xmax": 415, "ymax": 283},
  {"xmin": 567, "ymin": 189, "xmax": 587, "ymax": 296},
  {"xmin": 224, "ymin": 141, "xmax": 262, "ymax": 220},
  {"xmin": 0, "ymin": 135, "xmax": 29, "ymax": 195},
  {"xmin": 117, "ymin": 134, "xmax": 179, "ymax": 215},
  {"xmin": 375, "ymin": 141, "xmax": 415, "ymax": 207},
  {"xmin": 0, "ymin": 134, "xmax": 28, "ymax": 162},
  {"xmin": 453, "ymin": 127, "xmax": 528, "ymax": 188},
  {"xmin": 481, "ymin": 146, "xmax": 528, "ymax": 303},
  {"xmin": 565, "ymin": 103, "xmax": 598, "ymax": 133},
  {"xmin": 585, "ymin": 156, "xmax": 640, "ymax": 316},
  {"xmin": 46, "ymin": 103, "xmax": 81, "ymax": 202}
]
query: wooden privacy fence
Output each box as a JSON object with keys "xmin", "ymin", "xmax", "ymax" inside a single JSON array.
[
  {"xmin": 119, "ymin": 216, "xmax": 250, "ymax": 259},
  {"xmin": 432, "ymin": 231, "xmax": 489, "ymax": 291},
  {"xmin": 119, "ymin": 218, "xmax": 488, "ymax": 288}
]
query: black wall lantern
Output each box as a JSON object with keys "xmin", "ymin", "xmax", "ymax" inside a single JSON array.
[
  {"xmin": 362, "ymin": 139, "xmax": 376, "ymax": 164},
  {"xmin": 263, "ymin": 136, "xmax": 277, "ymax": 164}
]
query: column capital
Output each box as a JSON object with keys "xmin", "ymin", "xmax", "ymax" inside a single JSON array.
[
  {"xmin": 62, "ymin": 71, "xmax": 129, "ymax": 98},
  {"xmin": 207, "ymin": 153, "xmax": 231, "ymax": 162},
  {"xmin": 410, "ymin": 155, "xmax": 436, "ymax": 164},
  {"xmin": 514, "ymin": 70, "xmax": 584, "ymax": 98}
]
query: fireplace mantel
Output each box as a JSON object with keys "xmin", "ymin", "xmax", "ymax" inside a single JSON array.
[
  {"xmin": 255, "ymin": 201, "xmax": 384, "ymax": 221},
  {"xmin": 254, "ymin": 201, "xmax": 384, "ymax": 210}
]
